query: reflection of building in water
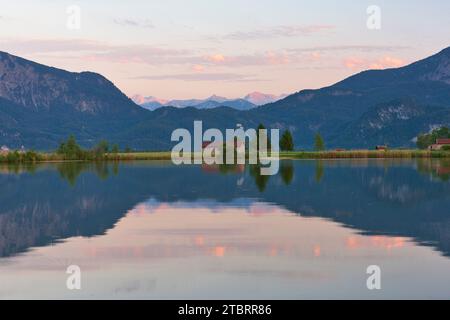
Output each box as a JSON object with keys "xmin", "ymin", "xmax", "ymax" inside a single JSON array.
[
  {"xmin": 437, "ymin": 166, "xmax": 450, "ymax": 175},
  {"xmin": 417, "ymin": 159, "xmax": 450, "ymax": 181},
  {"xmin": 201, "ymin": 163, "xmax": 245, "ymax": 174}
]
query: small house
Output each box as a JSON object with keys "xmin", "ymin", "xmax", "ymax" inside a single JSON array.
[
  {"xmin": 429, "ymin": 138, "xmax": 450, "ymax": 150},
  {"xmin": 202, "ymin": 141, "xmax": 212, "ymax": 149},
  {"xmin": 375, "ymin": 145, "xmax": 388, "ymax": 151}
]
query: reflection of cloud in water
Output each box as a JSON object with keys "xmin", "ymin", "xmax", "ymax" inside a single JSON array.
[
  {"xmin": 115, "ymin": 200, "xmax": 413, "ymax": 262},
  {"xmin": 129, "ymin": 198, "xmax": 283, "ymax": 216},
  {"xmin": 1, "ymin": 198, "xmax": 449, "ymax": 299},
  {"xmin": 346, "ymin": 236, "xmax": 407, "ymax": 250},
  {"xmin": 1, "ymin": 160, "xmax": 450, "ymax": 298}
]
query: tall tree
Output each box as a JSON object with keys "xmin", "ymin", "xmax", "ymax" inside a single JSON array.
[
  {"xmin": 57, "ymin": 135, "xmax": 82, "ymax": 160},
  {"xmin": 256, "ymin": 123, "xmax": 271, "ymax": 154},
  {"xmin": 111, "ymin": 144, "xmax": 120, "ymax": 154},
  {"xmin": 96, "ymin": 140, "xmax": 109, "ymax": 153},
  {"xmin": 93, "ymin": 140, "xmax": 110, "ymax": 159},
  {"xmin": 257, "ymin": 124, "xmax": 266, "ymax": 151},
  {"xmin": 314, "ymin": 133, "xmax": 325, "ymax": 151},
  {"xmin": 280, "ymin": 130, "xmax": 294, "ymax": 151},
  {"xmin": 417, "ymin": 127, "xmax": 449, "ymax": 149}
]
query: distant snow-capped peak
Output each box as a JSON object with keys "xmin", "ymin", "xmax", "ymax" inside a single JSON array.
[
  {"xmin": 131, "ymin": 91, "xmax": 288, "ymax": 110},
  {"xmin": 131, "ymin": 94, "xmax": 168, "ymax": 105},
  {"xmin": 244, "ymin": 92, "xmax": 287, "ymax": 105},
  {"xmin": 207, "ymin": 94, "xmax": 229, "ymax": 103}
]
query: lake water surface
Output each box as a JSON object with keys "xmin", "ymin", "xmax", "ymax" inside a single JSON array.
[{"xmin": 0, "ymin": 159, "xmax": 449, "ymax": 299}]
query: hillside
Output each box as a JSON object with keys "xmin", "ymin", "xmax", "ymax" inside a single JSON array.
[{"xmin": 0, "ymin": 47, "xmax": 450, "ymax": 150}]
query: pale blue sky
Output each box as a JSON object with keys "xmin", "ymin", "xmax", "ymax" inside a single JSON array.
[{"xmin": 0, "ymin": 0, "xmax": 449, "ymax": 99}]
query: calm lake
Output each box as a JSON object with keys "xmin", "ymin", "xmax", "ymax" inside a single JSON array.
[{"xmin": 0, "ymin": 159, "xmax": 449, "ymax": 299}]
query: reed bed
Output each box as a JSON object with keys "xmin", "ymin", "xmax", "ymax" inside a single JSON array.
[
  {"xmin": 280, "ymin": 150, "xmax": 450, "ymax": 159},
  {"xmin": 1, "ymin": 149, "xmax": 449, "ymax": 164}
]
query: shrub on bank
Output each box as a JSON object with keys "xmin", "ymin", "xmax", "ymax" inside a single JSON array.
[{"xmin": 0, "ymin": 150, "xmax": 43, "ymax": 163}]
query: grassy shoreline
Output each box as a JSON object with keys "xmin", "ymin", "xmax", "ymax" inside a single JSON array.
[
  {"xmin": 280, "ymin": 149, "xmax": 450, "ymax": 159},
  {"xmin": 1, "ymin": 149, "xmax": 449, "ymax": 164}
]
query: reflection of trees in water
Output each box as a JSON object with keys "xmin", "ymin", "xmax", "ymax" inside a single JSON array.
[
  {"xmin": 1, "ymin": 159, "xmax": 450, "ymax": 258},
  {"xmin": 94, "ymin": 162, "xmax": 110, "ymax": 180},
  {"xmin": 0, "ymin": 163, "xmax": 38, "ymax": 175},
  {"xmin": 0, "ymin": 163, "xmax": 135, "ymax": 258},
  {"xmin": 280, "ymin": 161, "xmax": 294, "ymax": 185},
  {"xmin": 202, "ymin": 160, "xmax": 294, "ymax": 192},
  {"xmin": 57, "ymin": 162, "xmax": 89, "ymax": 186},
  {"xmin": 249, "ymin": 164, "xmax": 270, "ymax": 192},
  {"xmin": 113, "ymin": 162, "xmax": 119, "ymax": 176},
  {"xmin": 57, "ymin": 162, "xmax": 115, "ymax": 185},
  {"xmin": 315, "ymin": 161, "xmax": 324, "ymax": 183},
  {"xmin": 209, "ymin": 162, "xmax": 296, "ymax": 190},
  {"xmin": 1, "ymin": 161, "xmax": 119, "ymax": 186}
]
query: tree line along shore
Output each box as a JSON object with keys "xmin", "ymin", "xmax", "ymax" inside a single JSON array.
[
  {"xmin": 1, "ymin": 127, "xmax": 450, "ymax": 164},
  {"xmin": 2, "ymin": 149, "xmax": 450, "ymax": 164}
]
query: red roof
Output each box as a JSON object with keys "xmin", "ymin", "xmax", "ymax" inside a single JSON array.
[
  {"xmin": 436, "ymin": 138, "xmax": 450, "ymax": 145},
  {"xmin": 202, "ymin": 141, "xmax": 212, "ymax": 149}
]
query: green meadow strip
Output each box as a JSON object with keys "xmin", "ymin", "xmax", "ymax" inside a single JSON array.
[{"xmin": 1, "ymin": 149, "xmax": 449, "ymax": 164}]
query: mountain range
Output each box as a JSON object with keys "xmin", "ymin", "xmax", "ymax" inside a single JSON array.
[
  {"xmin": 0, "ymin": 47, "xmax": 450, "ymax": 150},
  {"xmin": 131, "ymin": 92, "xmax": 287, "ymax": 111}
]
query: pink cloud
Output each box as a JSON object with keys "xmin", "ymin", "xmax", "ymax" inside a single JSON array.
[
  {"xmin": 191, "ymin": 64, "xmax": 205, "ymax": 72},
  {"xmin": 344, "ymin": 57, "xmax": 366, "ymax": 69},
  {"xmin": 0, "ymin": 38, "xmax": 192, "ymax": 65},
  {"xmin": 344, "ymin": 55, "xmax": 406, "ymax": 70},
  {"xmin": 224, "ymin": 25, "xmax": 334, "ymax": 40},
  {"xmin": 0, "ymin": 38, "xmax": 303, "ymax": 68},
  {"xmin": 205, "ymin": 54, "xmax": 226, "ymax": 63},
  {"xmin": 203, "ymin": 52, "xmax": 292, "ymax": 67},
  {"xmin": 309, "ymin": 51, "xmax": 321, "ymax": 61},
  {"xmin": 369, "ymin": 56, "xmax": 405, "ymax": 69},
  {"xmin": 133, "ymin": 72, "xmax": 262, "ymax": 82},
  {"xmin": 265, "ymin": 51, "xmax": 290, "ymax": 65}
]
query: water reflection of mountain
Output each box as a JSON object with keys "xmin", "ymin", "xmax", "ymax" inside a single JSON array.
[
  {"xmin": 0, "ymin": 159, "xmax": 449, "ymax": 258},
  {"xmin": 0, "ymin": 163, "xmax": 144, "ymax": 257}
]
